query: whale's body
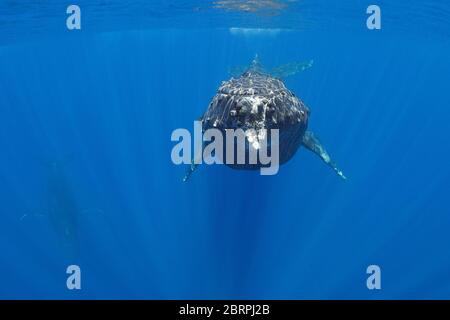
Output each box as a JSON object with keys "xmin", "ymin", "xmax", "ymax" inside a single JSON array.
[
  {"xmin": 183, "ymin": 57, "xmax": 346, "ymax": 180},
  {"xmin": 202, "ymin": 65, "xmax": 309, "ymax": 169}
]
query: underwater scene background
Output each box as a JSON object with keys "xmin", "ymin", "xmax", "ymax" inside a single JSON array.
[{"xmin": 0, "ymin": 1, "xmax": 449, "ymax": 299}]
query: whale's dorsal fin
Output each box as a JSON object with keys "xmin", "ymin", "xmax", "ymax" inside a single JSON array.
[
  {"xmin": 250, "ymin": 54, "xmax": 262, "ymax": 71},
  {"xmin": 228, "ymin": 55, "xmax": 267, "ymax": 77}
]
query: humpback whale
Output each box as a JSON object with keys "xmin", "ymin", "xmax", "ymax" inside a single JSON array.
[
  {"xmin": 184, "ymin": 56, "xmax": 346, "ymax": 181},
  {"xmin": 21, "ymin": 157, "xmax": 102, "ymax": 260}
]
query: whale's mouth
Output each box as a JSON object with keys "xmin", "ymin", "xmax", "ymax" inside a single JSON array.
[{"xmin": 244, "ymin": 127, "xmax": 267, "ymax": 150}]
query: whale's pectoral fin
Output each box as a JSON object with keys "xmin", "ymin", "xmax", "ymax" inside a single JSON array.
[
  {"xmin": 183, "ymin": 158, "xmax": 200, "ymax": 182},
  {"xmin": 183, "ymin": 120, "xmax": 203, "ymax": 182},
  {"xmin": 302, "ymin": 131, "xmax": 347, "ymax": 180},
  {"xmin": 270, "ymin": 60, "xmax": 313, "ymax": 78}
]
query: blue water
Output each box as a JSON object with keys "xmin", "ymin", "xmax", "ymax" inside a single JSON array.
[{"xmin": 0, "ymin": 1, "xmax": 450, "ymax": 299}]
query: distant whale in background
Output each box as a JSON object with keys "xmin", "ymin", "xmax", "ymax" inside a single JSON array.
[
  {"xmin": 46, "ymin": 159, "xmax": 79, "ymax": 257},
  {"xmin": 22, "ymin": 156, "xmax": 103, "ymax": 261},
  {"xmin": 184, "ymin": 56, "xmax": 346, "ymax": 181}
]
